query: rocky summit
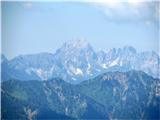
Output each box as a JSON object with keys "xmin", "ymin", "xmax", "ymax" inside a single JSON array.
[{"xmin": 2, "ymin": 40, "xmax": 159, "ymax": 83}]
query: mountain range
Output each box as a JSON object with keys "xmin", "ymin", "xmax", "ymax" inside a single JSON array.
[
  {"xmin": 2, "ymin": 39, "xmax": 159, "ymax": 84},
  {"xmin": 2, "ymin": 70, "xmax": 159, "ymax": 119},
  {"xmin": 1, "ymin": 39, "xmax": 160, "ymax": 119}
]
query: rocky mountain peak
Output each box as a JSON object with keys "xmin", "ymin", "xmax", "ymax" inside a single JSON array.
[{"xmin": 1, "ymin": 54, "xmax": 8, "ymax": 63}]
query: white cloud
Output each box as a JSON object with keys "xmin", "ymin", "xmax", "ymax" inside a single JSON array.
[
  {"xmin": 20, "ymin": 0, "xmax": 159, "ymax": 26},
  {"xmin": 88, "ymin": 0, "xmax": 159, "ymax": 25}
]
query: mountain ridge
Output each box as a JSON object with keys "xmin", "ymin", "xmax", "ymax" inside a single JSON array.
[
  {"xmin": 2, "ymin": 70, "xmax": 159, "ymax": 119},
  {"xmin": 1, "ymin": 39, "xmax": 159, "ymax": 83}
]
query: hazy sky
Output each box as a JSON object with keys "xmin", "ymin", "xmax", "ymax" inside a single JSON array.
[{"xmin": 2, "ymin": 0, "xmax": 160, "ymax": 59}]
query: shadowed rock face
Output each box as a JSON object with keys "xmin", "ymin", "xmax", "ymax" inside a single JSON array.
[{"xmin": 1, "ymin": 70, "xmax": 159, "ymax": 119}]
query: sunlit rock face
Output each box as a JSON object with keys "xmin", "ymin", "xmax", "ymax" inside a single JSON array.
[{"xmin": 1, "ymin": 40, "xmax": 159, "ymax": 83}]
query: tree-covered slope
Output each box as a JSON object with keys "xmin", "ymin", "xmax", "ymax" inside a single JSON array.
[
  {"xmin": 1, "ymin": 71, "xmax": 159, "ymax": 119},
  {"xmin": 1, "ymin": 78, "xmax": 106, "ymax": 119},
  {"xmin": 78, "ymin": 70, "xmax": 159, "ymax": 119}
]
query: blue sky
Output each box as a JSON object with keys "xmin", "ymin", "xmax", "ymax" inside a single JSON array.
[{"xmin": 2, "ymin": 1, "xmax": 159, "ymax": 59}]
